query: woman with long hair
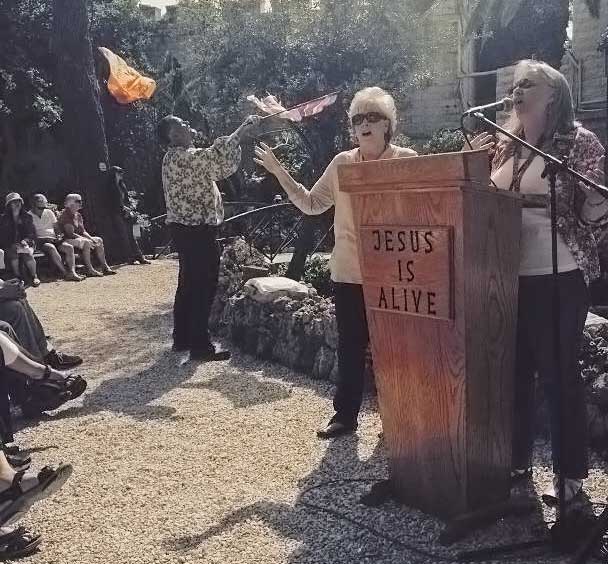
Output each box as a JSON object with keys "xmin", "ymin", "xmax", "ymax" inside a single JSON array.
[{"xmin": 469, "ymin": 60, "xmax": 607, "ymax": 504}]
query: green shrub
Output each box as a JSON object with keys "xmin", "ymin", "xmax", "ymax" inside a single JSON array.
[
  {"xmin": 302, "ymin": 256, "xmax": 333, "ymax": 297},
  {"xmin": 421, "ymin": 128, "xmax": 465, "ymax": 155}
]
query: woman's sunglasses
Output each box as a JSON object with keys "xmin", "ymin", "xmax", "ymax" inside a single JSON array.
[{"xmin": 351, "ymin": 112, "xmax": 386, "ymax": 126}]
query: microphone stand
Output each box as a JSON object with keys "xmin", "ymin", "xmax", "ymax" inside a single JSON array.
[{"xmin": 455, "ymin": 110, "xmax": 608, "ymax": 563}]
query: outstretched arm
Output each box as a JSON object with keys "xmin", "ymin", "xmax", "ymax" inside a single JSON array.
[{"xmin": 253, "ymin": 142, "xmax": 335, "ymax": 215}]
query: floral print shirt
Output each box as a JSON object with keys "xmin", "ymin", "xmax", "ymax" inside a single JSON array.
[
  {"xmin": 492, "ymin": 126, "xmax": 606, "ymax": 285},
  {"xmin": 161, "ymin": 135, "xmax": 242, "ymax": 226}
]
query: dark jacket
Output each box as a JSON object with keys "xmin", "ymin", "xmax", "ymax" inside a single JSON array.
[
  {"xmin": 108, "ymin": 173, "xmax": 132, "ymax": 217},
  {"xmin": 0, "ymin": 211, "xmax": 35, "ymax": 250}
]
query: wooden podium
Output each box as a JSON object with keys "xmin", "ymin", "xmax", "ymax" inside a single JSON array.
[{"xmin": 338, "ymin": 150, "xmax": 522, "ymax": 519}]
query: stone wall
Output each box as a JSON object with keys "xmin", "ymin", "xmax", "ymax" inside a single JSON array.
[
  {"xmin": 210, "ymin": 238, "xmax": 339, "ymax": 381},
  {"xmin": 223, "ymin": 291, "xmax": 340, "ymax": 382},
  {"xmin": 210, "ymin": 238, "xmax": 372, "ymax": 383},
  {"xmin": 568, "ymin": 0, "xmax": 608, "ymax": 144},
  {"xmin": 571, "ymin": 0, "xmax": 607, "ymax": 107},
  {"xmin": 403, "ymin": 0, "xmax": 474, "ymax": 139}
]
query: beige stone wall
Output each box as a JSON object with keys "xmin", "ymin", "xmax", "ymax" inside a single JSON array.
[
  {"xmin": 402, "ymin": 0, "xmax": 474, "ymax": 140},
  {"xmin": 569, "ymin": 0, "xmax": 607, "ymax": 143},
  {"xmin": 571, "ymin": 0, "xmax": 607, "ymax": 106}
]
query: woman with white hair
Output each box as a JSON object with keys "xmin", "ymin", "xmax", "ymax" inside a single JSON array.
[
  {"xmin": 57, "ymin": 194, "xmax": 116, "ymax": 277},
  {"xmin": 469, "ymin": 60, "xmax": 607, "ymax": 505},
  {"xmin": 254, "ymin": 87, "xmax": 417, "ymax": 438}
]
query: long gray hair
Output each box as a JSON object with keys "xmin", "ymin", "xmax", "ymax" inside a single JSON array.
[{"xmin": 502, "ymin": 60, "xmax": 577, "ymax": 151}]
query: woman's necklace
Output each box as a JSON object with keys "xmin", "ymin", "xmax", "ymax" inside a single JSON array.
[{"xmin": 510, "ymin": 135, "xmax": 544, "ymax": 192}]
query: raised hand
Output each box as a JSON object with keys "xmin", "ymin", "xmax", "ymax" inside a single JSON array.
[
  {"xmin": 464, "ymin": 132, "xmax": 496, "ymax": 153},
  {"xmin": 253, "ymin": 142, "xmax": 284, "ymax": 176}
]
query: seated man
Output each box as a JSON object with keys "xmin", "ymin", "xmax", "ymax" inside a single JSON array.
[
  {"xmin": 28, "ymin": 194, "xmax": 83, "ymax": 282},
  {"xmin": 57, "ymin": 194, "xmax": 116, "ymax": 277}
]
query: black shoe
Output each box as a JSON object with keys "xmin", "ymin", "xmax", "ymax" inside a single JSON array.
[
  {"xmin": 189, "ymin": 348, "xmax": 231, "ymax": 362},
  {"xmin": 2, "ymin": 445, "xmax": 30, "ymax": 471},
  {"xmin": 316, "ymin": 420, "xmax": 357, "ymax": 439},
  {"xmin": 171, "ymin": 342, "xmax": 189, "ymax": 353},
  {"xmin": 6, "ymin": 452, "xmax": 31, "ymax": 471},
  {"xmin": 44, "ymin": 350, "xmax": 82, "ymax": 370}
]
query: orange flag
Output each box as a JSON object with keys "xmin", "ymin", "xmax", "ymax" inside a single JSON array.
[{"xmin": 98, "ymin": 47, "xmax": 156, "ymax": 104}]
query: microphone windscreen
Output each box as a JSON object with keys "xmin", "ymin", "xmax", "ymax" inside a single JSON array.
[{"xmin": 502, "ymin": 97, "xmax": 514, "ymax": 112}]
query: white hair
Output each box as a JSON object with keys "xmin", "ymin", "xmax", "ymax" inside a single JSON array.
[
  {"xmin": 348, "ymin": 87, "xmax": 398, "ymax": 140},
  {"xmin": 65, "ymin": 193, "xmax": 82, "ymax": 205}
]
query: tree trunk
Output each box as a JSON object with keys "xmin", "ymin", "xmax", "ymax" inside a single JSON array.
[
  {"xmin": 0, "ymin": 118, "xmax": 17, "ymax": 194},
  {"xmin": 52, "ymin": 0, "xmax": 130, "ymax": 263},
  {"xmin": 286, "ymin": 215, "xmax": 316, "ymax": 280}
]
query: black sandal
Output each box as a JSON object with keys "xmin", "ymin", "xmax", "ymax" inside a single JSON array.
[
  {"xmin": 0, "ymin": 464, "xmax": 73, "ymax": 527},
  {"xmin": 0, "ymin": 526, "xmax": 42, "ymax": 560},
  {"xmin": 22, "ymin": 368, "xmax": 87, "ymax": 414},
  {"xmin": 1, "ymin": 446, "xmax": 30, "ymax": 471}
]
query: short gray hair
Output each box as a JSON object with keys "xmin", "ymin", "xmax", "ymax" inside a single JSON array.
[
  {"xmin": 348, "ymin": 87, "xmax": 398, "ymax": 141},
  {"xmin": 65, "ymin": 193, "xmax": 82, "ymax": 205}
]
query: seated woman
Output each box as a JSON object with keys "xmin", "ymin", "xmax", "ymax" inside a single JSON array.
[
  {"xmin": 254, "ymin": 87, "xmax": 417, "ymax": 438},
  {"xmin": 467, "ymin": 60, "xmax": 607, "ymax": 505},
  {"xmin": 57, "ymin": 193, "xmax": 116, "ymax": 277},
  {"xmin": 0, "ymin": 194, "xmax": 39, "ymax": 287}
]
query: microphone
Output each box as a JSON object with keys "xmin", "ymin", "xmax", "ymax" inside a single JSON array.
[{"xmin": 463, "ymin": 97, "xmax": 513, "ymax": 116}]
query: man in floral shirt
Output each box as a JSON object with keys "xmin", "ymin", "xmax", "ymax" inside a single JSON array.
[{"xmin": 159, "ymin": 114, "xmax": 260, "ymax": 361}]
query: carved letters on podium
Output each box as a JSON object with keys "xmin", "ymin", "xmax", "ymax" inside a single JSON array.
[{"xmin": 359, "ymin": 225, "xmax": 453, "ymax": 320}]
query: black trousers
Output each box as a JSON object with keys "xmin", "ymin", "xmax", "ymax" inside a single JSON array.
[
  {"xmin": 332, "ymin": 282, "xmax": 369, "ymax": 425},
  {"xmin": 170, "ymin": 223, "xmax": 220, "ymax": 352},
  {"xmin": 513, "ymin": 269, "xmax": 589, "ymax": 478}
]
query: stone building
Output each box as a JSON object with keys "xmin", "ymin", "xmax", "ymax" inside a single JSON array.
[
  {"xmin": 406, "ymin": 1, "xmax": 607, "ymax": 145},
  {"xmin": 402, "ymin": 0, "xmax": 476, "ymax": 141},
  {"xmin": 565, "ymin": 0, "xmax": 607, "ymax": 143}
]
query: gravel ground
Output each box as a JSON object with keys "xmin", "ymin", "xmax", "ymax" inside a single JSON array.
[{"xmin": 11, "ymin": 258, "xmax": 607, "ymax": 564}]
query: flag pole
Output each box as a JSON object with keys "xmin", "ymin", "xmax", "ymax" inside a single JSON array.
[{"xmin": 258, "ymin": 90, "xmax": 341, "ymax": 121}]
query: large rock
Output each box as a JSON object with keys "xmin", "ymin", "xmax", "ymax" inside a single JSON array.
[{"xmin": 243, "ymin": 276, "xmax": 310, "ymax": 303}]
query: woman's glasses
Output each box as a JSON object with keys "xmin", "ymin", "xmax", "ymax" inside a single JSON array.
[
  {"xmin": 507, "ymin": 78, "xmax": 536, "ymax": 96},
  {"xmin": 351, "ymin": 112, "xmax": 386, "ymax": 126}
]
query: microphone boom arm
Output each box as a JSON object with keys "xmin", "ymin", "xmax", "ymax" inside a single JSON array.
[{"xmin": 470, "ymin": 112, "xmax": 608, "ymax": 198}]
